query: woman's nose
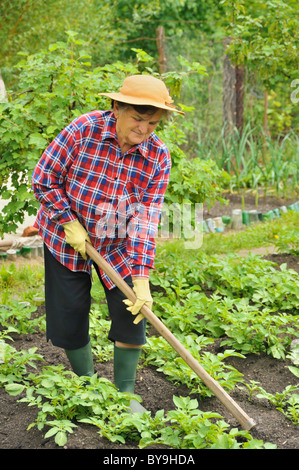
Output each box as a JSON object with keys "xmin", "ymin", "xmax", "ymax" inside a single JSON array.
[{"xmin": 138, "ymin": 122, "xmax": 149, "ymax": 134}]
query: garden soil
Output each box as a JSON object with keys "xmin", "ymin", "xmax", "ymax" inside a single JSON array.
[{"xmin": 0, "ymin": 192, "xmax": 298, "ymax": 450}]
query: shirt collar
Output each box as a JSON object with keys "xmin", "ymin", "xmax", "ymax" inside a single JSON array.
[
  {"xmin": 136, "ymin": 140, "xmax": 151, "ymax": 159},
  {"xmin": 100, "ymin": 111, "xmax": 118, "ymax": 141}
]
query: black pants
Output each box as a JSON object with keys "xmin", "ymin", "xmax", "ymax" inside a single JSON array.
[{"xmin": 44, "ymin": 245, "xmax": 146, "ymax": 350}]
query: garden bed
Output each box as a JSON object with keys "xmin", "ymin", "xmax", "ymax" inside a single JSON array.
[
  {"xmin": 0, "ymin": 289, "xmax": 298, "ymax": 451},
  {"xmin": 203, "ymin": 190, "xmax": 298, "ymax": 220},
  {"xmin": 0, "ymin": 192, "xmax": 298, "ymax": 450}
]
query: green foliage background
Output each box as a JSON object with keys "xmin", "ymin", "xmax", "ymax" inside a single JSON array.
[{"xmin": 0, "ymin": 0, "xmax": 298, "ymax": 235}]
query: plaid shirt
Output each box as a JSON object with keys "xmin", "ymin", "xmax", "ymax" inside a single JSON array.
[{"xmin": 31, "ymin": 110, "xmax": 171, "ymax": 289}]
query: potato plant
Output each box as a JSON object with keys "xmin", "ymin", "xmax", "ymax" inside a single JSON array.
[
  {"xmin": 151, "ymin": 243, "xmax": 299, "ymax": 360},
  {"xmin": 0, "ymin": 345, "xmax": 276, "ymax": 449},
  {"xmin": 0, "ymin": 214, "xmax": 298, "ymax": 448}
]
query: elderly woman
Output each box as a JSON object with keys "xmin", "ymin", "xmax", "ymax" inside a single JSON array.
[{"xmin": 31, "ymin": 74, "xmax": 183, "ymax": 412}]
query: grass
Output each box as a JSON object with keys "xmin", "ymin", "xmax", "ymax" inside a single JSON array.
[
  {"xmin": 156, "ymin": 210, "xmax": 299, "ymax": 258},
  {"xmin": 0, "ymin": 262, "xmax": 44, "ymax": 304}
]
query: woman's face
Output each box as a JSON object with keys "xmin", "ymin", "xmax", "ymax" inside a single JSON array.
[{"xmin": 114, "ymin": 102, "xmax": 162, "ymax": 153}]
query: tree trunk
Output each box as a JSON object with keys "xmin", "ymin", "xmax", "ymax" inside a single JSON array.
[
  {"xmin": 222, "ymin": 38, "xmax": 244, "ymax": 136},
  {"xmin": 235, "ymin": 65, "xmax": 244, "ymax": 135},
  {"xmin": 156, "ymin": 26, "xmax": 167, "ymax": 75}
]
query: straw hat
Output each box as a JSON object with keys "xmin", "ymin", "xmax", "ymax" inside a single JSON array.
[{"xmin": 99, "ymin": 74, "xmax": 184, "ymax": 115}]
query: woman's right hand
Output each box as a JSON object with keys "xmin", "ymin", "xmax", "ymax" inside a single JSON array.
[{"xmin": 63, "ymin": 219, "xmax": 91, "ymax": 259}]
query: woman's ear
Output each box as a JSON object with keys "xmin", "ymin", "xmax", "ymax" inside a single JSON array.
[{"xmin": 113, "ymin": 101, "xmax": 119, "ymax": 118}]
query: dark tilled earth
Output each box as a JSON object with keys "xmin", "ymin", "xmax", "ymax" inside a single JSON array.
[{"xmin": 0, "ymin": 192, "xmax": 298, "ymax": 450}]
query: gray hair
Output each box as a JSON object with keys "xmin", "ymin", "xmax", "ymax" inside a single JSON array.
[{"xmin": 112, "ymin": 100, "xmax": 170, "ymax": 120}]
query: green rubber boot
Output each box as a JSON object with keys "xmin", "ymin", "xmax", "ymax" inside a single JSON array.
[
  {"xmin": 65, "ymin": 341, "xmax": 94, "ymax": 377},
  {"xmin": 114, "ymin": 344, "xmax": 147, "ymax": 414}
]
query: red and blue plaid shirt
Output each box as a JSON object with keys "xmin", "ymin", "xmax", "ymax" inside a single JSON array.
[{"xmin": 31, "ymin": 110, "xmax": 171, "ymax": 289}]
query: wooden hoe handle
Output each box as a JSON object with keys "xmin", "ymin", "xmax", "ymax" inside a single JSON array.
[{"xmin": 86, "ymin": 242, "xmax": 256, "ymax": 431}]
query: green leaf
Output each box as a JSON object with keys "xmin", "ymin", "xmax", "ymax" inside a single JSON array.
[
  {"xmin": 29, "ymin": 134, "xmax": 48, "ymax": 149},
  {"xmin": 41, "ymin": 379, "xmax": 55, "ymax": 388},
  {"xmin": 44, "ymin": 427, "xmax": 59, "ymax": 439},
  {"xmin": 55, "ymin": 431, "xmax": 68, "ymax": 447},
  {"xmin": 5, "ymin": 383, "xmax": 25, "ymax": 396},
  {"xmin": 288, "ymin": 366, "xmax": 299, "ymax": 378}
]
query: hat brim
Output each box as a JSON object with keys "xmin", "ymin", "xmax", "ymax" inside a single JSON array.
[{"xmin": 99, "ymin": 92, "xmax": 185, "ymax": 115}]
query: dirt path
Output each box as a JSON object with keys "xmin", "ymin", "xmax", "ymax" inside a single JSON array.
[{"xmin": 235, "ymin": 245, "xmax": 277, "ymax": 257}]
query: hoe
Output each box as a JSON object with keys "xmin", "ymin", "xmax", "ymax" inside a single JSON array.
[{"xmin": 85, "ymin": 241, "xmax": 256, "ymax": 431}]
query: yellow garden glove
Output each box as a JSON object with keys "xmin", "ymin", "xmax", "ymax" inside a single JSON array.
[
  {"xmin": 63, "ymin": 219, "xmax": 91, "ymax": 260},
  {"xmin": 123, "ymin": 278, "xmax": 153, "ymax": 324}
]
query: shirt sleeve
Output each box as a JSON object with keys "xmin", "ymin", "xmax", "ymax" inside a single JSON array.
[
  {"xmin": 127, "ymin": 150, "xmax": 171, "ymax": 278},
  {"xmin": 31, "ymin": 122, "xmax": 80, "ymax": 225}
]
